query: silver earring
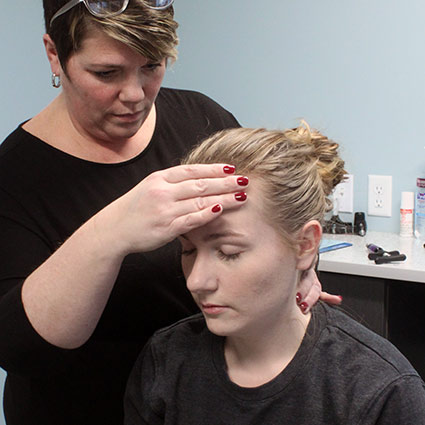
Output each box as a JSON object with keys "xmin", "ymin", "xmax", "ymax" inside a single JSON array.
[{"xmin": 51, "ymin": 73, "xmax": 61, "ymax": 88}]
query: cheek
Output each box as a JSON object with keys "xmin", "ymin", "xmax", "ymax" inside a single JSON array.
[
  {"xmin": 145, "ymin": 71, "xmax": 165, "ymax": 97},
  {"xmin": 241, "ymin": 260, "xmax": 296, "ymax": 301},
  {"xmin": 83, "ymin": 86, "xmax": 116, "ymax": 107},
  {"xmin": 69, "ymin": 76, "xmax": 115, "ymax": 105}
]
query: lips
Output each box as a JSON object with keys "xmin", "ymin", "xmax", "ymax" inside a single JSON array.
[
  {"xmin": 113, "ymin": 111, "xmax": 144, "ymax": 122},
  {"xmin": 201, "ymin": 303, "xmax": 228, "ymax": 315}
]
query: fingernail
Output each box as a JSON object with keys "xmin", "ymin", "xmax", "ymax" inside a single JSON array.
[
  {"xmin": 235, "ymin": 192, "xmax": 247, "ymax": 202},
  {"xmin": 338, "ymin": 295, "xmax": 343, "ymax": 302},
  {"xmin": 300, "ymin": 302, "xmax": 309, "ymax": 313},
  {"xmin": 237, "ymin": 176, "xmax": 249, "ymax": 186},
  {"xmin": 296, "ymin": 292, "xmax": 302, "ymax": 304},
  {"xmin": 212, "ymin": 204, "xmax": 222, "ymax": 213},
  {"xmin": 223, "ymin": 165, "xmax": 236, "ymax": 174}
]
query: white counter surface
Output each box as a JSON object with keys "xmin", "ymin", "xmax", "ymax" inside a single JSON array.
[{"xmin": 318, "ymin": 231, "xmax": 425, "ymax": 283}]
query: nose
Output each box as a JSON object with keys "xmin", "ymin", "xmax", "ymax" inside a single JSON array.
[
  {"xmin": 119, "ymin": 72, "xmax": 145, "ymax": 104},
  {"xmin": 185, "ymin": 255, "xmax": 218, "ymax": 295}
]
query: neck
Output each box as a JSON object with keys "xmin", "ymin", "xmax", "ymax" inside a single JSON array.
[{"xmin": 224, "ymin": 306, "xmax": 311, "ymax": 388}]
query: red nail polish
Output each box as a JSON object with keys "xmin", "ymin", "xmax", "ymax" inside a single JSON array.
[
  {"xmin": 223, "ymin": 165, "xmax": 236, "ymax": 174},
  {"xmin": 300, "ymin": 302, "xmax": 309, "ymax": 313},
  {"xmin": 338, "ymin": 295, "xmax": 343, "ymax": 302},
  {"xmin": 296, "ymin": 292, "xmax": 302, "ymax": 304},
  {"xmin": 212, "ymin": 204, "xmax": 222, "ymax": 213},
  {"xmin": 235, "ymin": 192, "xmax": 247, "ymax": 202},
  {"xmin": 237, "ymin": 176, "xmax": 249, "ymax": 186}
]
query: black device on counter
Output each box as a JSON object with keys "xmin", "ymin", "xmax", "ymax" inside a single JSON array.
[{"xmin": 354, "ymin": 212, "xmax": 367, "ymax": 236}]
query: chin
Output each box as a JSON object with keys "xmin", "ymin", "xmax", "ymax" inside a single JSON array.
[
  {"xmin": 107, "ymin": 126, "xmax": 140, "ymax": 141},
  {"xmin": 204, "ymin": 318, "xmax": 238, "ymax": 338}
]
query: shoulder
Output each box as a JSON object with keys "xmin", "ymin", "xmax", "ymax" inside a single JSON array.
[
  {"xmin": 140, "ymin": 314, "xmax": 210, "ymax": 366},
  {"xmin": 0, "ymin": 124, "xmax": 42, "ymax": 185},
  {"xmin": 157, "ymin": 87, "xmax": 240, "ymax": 126},
  {"xmin": 0, "ymin": 124, "xmax": 31, "ymax": 159},
  {"xmin": 151, "ymin": 313, "xmax": 208, "ymax": 347},
  {"xmin": 306, "ymin": 304, "xmax": 425, "ymax": 421},
  {"xmin": 158, "ymin": 87, "xmax": 223, "ymax": 107},
  {"xmin": 317, "ymin": 303, "xmax": 420, "ymax": 378}
]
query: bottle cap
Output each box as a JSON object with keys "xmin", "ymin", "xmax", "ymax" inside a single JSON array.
[
  {"xmin": 417, "ymin": 178, "xmax": 425, "ymax": 188},
  {"xmin": 401, "ymin": 191, "xmax": 414, "ymax": 209}
]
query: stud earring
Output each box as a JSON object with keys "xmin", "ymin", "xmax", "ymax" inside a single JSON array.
[{"xmin": 51, "ymin": 73, "xmax": 61, "ymax": 88}]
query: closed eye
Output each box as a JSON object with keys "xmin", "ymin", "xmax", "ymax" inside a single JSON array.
[
  {"xmin": 217, "ymin": 250, "xmax": 240, "ymax": 262},
  {"xmin": 145, "ymin": 63, "xmax": 162, "ymax": 71},
  {"xmin": 93, "ymin": 70, "xmax": 117, "ymax": 79}
]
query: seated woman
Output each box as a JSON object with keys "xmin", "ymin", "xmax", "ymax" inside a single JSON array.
[{"xmin": 124, "ymin": 124, "xmax": 425, "ymax": 424}]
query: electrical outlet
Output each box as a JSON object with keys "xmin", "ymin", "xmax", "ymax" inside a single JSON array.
[
  {"xmin": 333, "ymin": 174, "xmax": 354, "ymax": 213},
  {"xmin": 368, "ymin": 175, "xmax": 392, "ymax": 217}
]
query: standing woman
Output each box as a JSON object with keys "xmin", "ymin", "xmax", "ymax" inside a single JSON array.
[
  {"xmin": 0, "ymin": 1, "xmax": 248, "ymax": 423},
  {"xmin": 0, "ymin": 1, "xmax": 330, "ymax": 423}
]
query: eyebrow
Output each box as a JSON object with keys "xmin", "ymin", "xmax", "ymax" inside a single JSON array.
[
  {"xmin": 88, "ymin": 63, "xmax": 122, "ymax": 68},
  {"xmin": 180, "ymin": 230, "xmax": 245, "ymax": 243}
]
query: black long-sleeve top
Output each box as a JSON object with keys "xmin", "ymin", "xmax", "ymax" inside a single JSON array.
[{"xmin": 0, "ymin": 88, "xmax": 239, "ymax": 425}]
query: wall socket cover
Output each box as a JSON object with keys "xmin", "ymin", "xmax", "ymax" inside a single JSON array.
[
  {"xmin": 333, "ymin": 174, "xmax": 354, "ymax": 213},
  {"xmin": 368, "ymin": 174, "xmax": 392, "ymax": 217}
]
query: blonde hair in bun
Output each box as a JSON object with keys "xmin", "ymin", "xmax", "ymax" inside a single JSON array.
[{"xmin": 183, "ymin": 122, "xmax": 347, "ymax": 246}]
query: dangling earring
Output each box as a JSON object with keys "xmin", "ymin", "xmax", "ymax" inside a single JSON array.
[{"xmin": 51, "ymin": 73, "xmax": 61, "ymax": 88}]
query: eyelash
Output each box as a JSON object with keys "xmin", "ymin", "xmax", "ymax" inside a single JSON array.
[
  {"xmin": 218, "ymin": 251, "xmax": 240, "ymax": 262},
  {"xmin": 93, "ymin": 63, "xmax": 161, "ymax": 79},
  {"xmin": 146, "ymin": 63, "xmax": 161, "ymax": 71},
  {"xmin": 181, "ymin": 248, "xmax": 240, "ymax": 262},
  {"xmin": 94, "ymin": 71, "xmax": 115, "ymax": 79}
]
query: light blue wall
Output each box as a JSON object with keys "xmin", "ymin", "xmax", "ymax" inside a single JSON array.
[
  {"xmin": 0, "ymin": 3, "xmax": 57, "ymax": 141},
  {"xmin": 2, "ymin": 1, "xmax": 425, "ymax": 231},
  {"xmin": 1, "ymin": 0, "xmax": 425, "ymax": 422},
  {"xmin": 166, "ymin": 0, "xmax": 425, "ymax": 233}
]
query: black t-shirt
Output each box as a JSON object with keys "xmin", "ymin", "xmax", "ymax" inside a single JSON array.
[
  {"xmin": 0, "ymin": 88, "xmax": 239, "ymax": 425},
  {"xmin": 125, "ymin": 302, "xmax": 425, "ymax": 425}
]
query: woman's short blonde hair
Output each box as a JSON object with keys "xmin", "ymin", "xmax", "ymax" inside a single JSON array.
[
  {"xmin": 44, "ymin": 0, "xmax": 178, "ymax": 70},
  {"xmin": 182, "ymin": 123, "xmax": 347, "ymax": 247}
]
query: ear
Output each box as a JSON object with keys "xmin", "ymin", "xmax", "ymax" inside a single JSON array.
[
  {"xmin": 295, "ymin": 220, "xmax": 322, "ymax": 271},
  {"xmin": 43, "ymin": 33, "xmax": 62, "ymax": 75}
]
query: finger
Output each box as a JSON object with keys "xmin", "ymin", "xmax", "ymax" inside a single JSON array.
[
  {"xmin": 163, "ymin": 164, "xmax": 236, "ymax": 184},
  {"xmin": 319, "ymin": 291, "xmax": 343, "ymax": 305},
  {"xmin": 297, "ymin": 269, "xmax": 321, "ymax": 314},
  {"xmin": 171, "ymin": 192, "xmax": 248, "ymax": 234},
  {"xmin": 300, "ymin": 284, "xmax": 321, "ymax": 309},
  {"xmin": 173, "ymin": 175, "xmax": 249, "ymax": 203},
  {"xmin": 174, "ymin": 190, "xmax": 248, "ymax": 217},
  {"xmin": 297, "ymin": 269, "xmax": 321, "ymax": 300},
  {"xmin": 171, "ymin": 202, "xmax": 228, "ymax": 234}
]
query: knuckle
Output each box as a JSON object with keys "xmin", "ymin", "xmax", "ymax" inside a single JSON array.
[
  {"xmin": 194, "ymin": 179, "xmax": 208, "ymax": 194},
  {"xmin": 146, "ymin": 170, "xmax": 162, "ymax": 183},
  {"xmin": 226, "ymin": 177, "xmax": 237, "ymax": 189},
  {"xmin": 194, "ymin": 196, "xmax": 207, "ymax": 211},
  {"xmin": 183, "ymin": 214, "xmax": 201, "ymax": 230},
  {"xmin": 182, "ymin": 164, "xmax": 197, "ymax": 176}
]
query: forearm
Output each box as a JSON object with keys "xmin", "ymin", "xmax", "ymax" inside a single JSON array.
[
  {"xmin": 21, "ymin": 163, "xmax": 248, "ymax": 349},
  {"xmin": 21, "ymin": 215, "xmax": 125, "ymax": 349}
]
